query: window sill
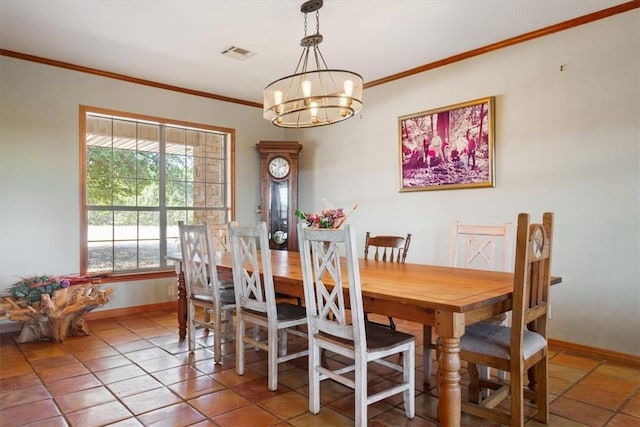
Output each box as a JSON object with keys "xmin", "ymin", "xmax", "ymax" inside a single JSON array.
[{"xmin": 92, "ymin": 270, "xmax": 176, "ymax": 284}]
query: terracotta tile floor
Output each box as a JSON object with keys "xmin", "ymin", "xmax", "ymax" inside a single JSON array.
[{"xmin": 1, "ymin": 309, "xmax": 638, "ymax": 426}]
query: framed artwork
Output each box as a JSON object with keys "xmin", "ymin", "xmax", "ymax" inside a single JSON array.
[{"xmin": 398, "ymin": 97, "xmax": 495, "ymax": 191}]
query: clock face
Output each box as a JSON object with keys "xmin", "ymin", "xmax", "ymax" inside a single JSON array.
[
  {"xmin": 272, "ymin": 230, "xmax": 287, "ymax": 245},
  {"xmin": 268, "ymin": 157, "xmax": 290, "ymax": 179}
]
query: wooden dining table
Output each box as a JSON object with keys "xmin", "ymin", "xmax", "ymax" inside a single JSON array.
[{"xmin": 168, "ymin": 250, "xmax": 561, "ymax": 427}]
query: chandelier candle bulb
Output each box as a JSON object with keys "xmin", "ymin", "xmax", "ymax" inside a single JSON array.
[
  {"xmin": 302, "ymin": 80, "xmax": 312, "ymax": 98},
  {"xmin": 344, "ymin": 80, "xmax": 353, "ymax": 96},
  {"xmin": 274, "ymin": 90, "xmax": 283, "ymax": 113}
]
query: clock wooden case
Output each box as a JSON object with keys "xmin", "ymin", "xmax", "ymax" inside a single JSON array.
[{"xmin": 256, "ymin": 141, "xmax": 302, "ymax": 251}]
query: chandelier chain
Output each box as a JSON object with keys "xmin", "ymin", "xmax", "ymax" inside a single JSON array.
[{"xmin": 303, "ymin": 11, "xmax": 308, "ymax": 37}]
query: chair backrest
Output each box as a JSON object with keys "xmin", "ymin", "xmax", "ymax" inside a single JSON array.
[
  {"xmin": 178, "ymin": 221, "xmax": 222, "ymax": 301},
  {"xmin": 511, "ymin": 213, "xmax": 554, "ymax": 359},
  {"xmin": 210, "ymin": 224, "xmax": 230, "ymax": 254},
  {"xmin": 228, "ymin": 222, "xmax": 278, "ymax": 321},
  {"xmin": 364, "ymin": 232, "xmax": 412, "ymax": 263},
  {"xmin": 449, "ymin": 220, "xmax": 512, "ymax": 272},
  {"xmin": 298, "ymin": 223, "xmax": 366, "ymax": 348}
]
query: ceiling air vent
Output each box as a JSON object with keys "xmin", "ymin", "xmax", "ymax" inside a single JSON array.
[{"xmin": 220, "ymin": 46, "xmax": 256, "ymax": 61}]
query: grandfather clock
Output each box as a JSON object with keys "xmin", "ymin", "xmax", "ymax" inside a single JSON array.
[{"xmin": 257, "ymin": 141, "xmax": 302, "ymax": 251}]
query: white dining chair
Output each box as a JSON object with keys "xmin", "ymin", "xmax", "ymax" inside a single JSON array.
[
  {"xmin": 228, "ymin": 221, "xmax": 308, "ymax": 391},
  {"xmin": 424, "ymin": 220, "xmax": 512, "ymax": 384},
  {"xmin": 297, "ymin": 223, "xmax": 415, "ymax": 426},
  {"xmin": 178, "ymin": 221, "xmax": 235, "ymax": 364}
]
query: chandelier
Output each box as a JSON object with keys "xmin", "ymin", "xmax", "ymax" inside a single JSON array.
[{"xmin": 263, "ymin": 0, "xmax": 363, "ymax": 128}]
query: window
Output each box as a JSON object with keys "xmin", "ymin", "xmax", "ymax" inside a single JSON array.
[{"xmin": 80, "ymin": 106, "xmax": 234, "ymax": 277}]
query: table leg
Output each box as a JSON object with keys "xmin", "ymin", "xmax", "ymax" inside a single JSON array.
[
  {"xmin": 435, "ymin": 311, "xmax": 465, "ymax": 427},
  {"xmin": 176, "ymin": 268, "xmax": 187, "ymax": 340}
]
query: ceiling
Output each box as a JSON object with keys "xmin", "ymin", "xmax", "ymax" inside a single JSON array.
[{"xmin": 0, "ymin": 0, "xmax": 632, "ymax": 106}]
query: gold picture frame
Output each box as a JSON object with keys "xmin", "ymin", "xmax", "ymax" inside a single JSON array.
[{"xmin": 399, "ymin": 97, "xmax": 495, "ymax": 191}]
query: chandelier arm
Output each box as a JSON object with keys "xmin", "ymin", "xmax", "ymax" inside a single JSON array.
[
  {"xmin": 301, "ymin": 48, "xmax": 312, "ymax": 74},
  {"xmin": 294, "ymin": 47, "xmax": 309, "ymax": 74},
  {"xmin": 314, "ymin": 46, "xmax": 330, "ymax": 71},
  {"xmin": 313, "ymin": 47, "xmax": 339, "ymax": 104}
]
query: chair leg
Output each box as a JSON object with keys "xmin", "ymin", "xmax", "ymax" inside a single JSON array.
[
  {"xmin": 468, "ymin": 363, "xmax": 481, "ymax": 404},
  {"xmin": 309, "ymin": 340, "xmax": 321, "ymax": 414},
  {"xmin": 268, "ymin": 326, "xmax": 278, "ymax": 391},
  {"xmin": 187, "ymin": 303, "xmax": 196, "ymax": 353},
  {"xmin": 236, "ymin": 314, "xmax": 245, "ymax": 375},
  {"xmin": 203, "ymin": 308, "xmax": 211, "ymax": 327},
  {"xmin": 278, "ymin": 329, "xmax": 287, "ymax": 357},
  {"xmin": 388, "ymin": 316, "xmax": 396, "ymax": 330},
  {"xmin": 423, "ymin": 326, "xmax": 433, "ymax": 384},
  {"xmin": 213, "ymin": 306, "xmax": 222, "ymax": 364},
  {"xmin": 527, "ymin": 365, "xmax": 537, "ymax": 392},
  {"xmin": 224, "ymin": 309, "xmax": 234, "ymax": 338},
  {"xmin": 403, "ymin": 345, "xmax": 416, "ymax": 418},
  {"xmin": 533, "ymin": 358, "xmax": 549, "ymax": 423},
  {"xmin": 354, "ymin": 357, "xmax": 367, "ymax": 427},
  {"xmin": 478, "ymin": 365, "xmax": 490, "ymax": 380},
  {"xmin": 478, "ymin": 365, "xmax": 491, "ymax": 399},
  {"xmin": 510, "ymin": 365, "xmax": 525, "ymax": 427}
]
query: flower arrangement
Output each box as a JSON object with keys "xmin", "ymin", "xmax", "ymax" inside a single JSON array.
[
  {"xmin": 7, "ymin": 275, "xmax": 71, "ymax": 303},
  {"xmin": 6, "ymin": 274, "xmax": 103, "ymax": 303},
  {"xmin": 295, "ymin": 201, "xmax": 358, "ymax": 229}
]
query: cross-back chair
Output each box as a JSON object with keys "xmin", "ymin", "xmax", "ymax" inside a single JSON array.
[
  {"xmin": 363, "ymin": 232, "xmax": 412, "ymax": 329},
  {"xmin": 298, "ymin": 223, "xmax": 415, "ymax": 426},
  {"xmin": 449, "ymin": 221, "xmax": 512, "ymax": 271},
  {"xmin": 208, "ymin": 223, "xmax": 234, "ymax": 290},
  {"xmin": 178, "ymin": 221, "xmax": 235, "ymax": 364},
  {"xmin": 457, "ymin": 212, "xmax": 554, "ymax": 426},
  {"xmin": 424, "ymin": 220, "xmax": 512, "ymax": 384},
  {"xmin": 210, "ymin": 224, "xmax": 231, "ymax": 254},
  {"xmin": 228, "ymin": 221, "xmax": 308, "ymax": 391}
]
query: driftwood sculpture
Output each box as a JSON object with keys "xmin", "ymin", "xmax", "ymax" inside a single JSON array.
[{"xmin": 9, "ymin": 284, "xmax": 113, "ymax": 343}]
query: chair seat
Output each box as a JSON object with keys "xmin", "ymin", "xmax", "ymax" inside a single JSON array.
[
  {"xmin": 366, "ymin": 322, "xmax": 416, "ymax": 350},
  {"xmin": 219, "ymin": 289, "xmax": 236, "ymax": 304},
  {"xmin": 191, "ymin": 294, "xmax": 213, "ymax": 304},
  {"xmin": 275, "ymin": 302, "xmax": 307, "ymax": 321},
  {"xmin": 220, "ymin": 280, "xmax": 234, "ymax": 290},
  {"xmin": 460, "ymin": 323, "xmax": 547, "ymax": 360},
  {"xmin": 243, "ymin": 302, "xmax": 306, "ymax": 321},
  {"xmin": 192, "ymin": 288, "xmax": 236, "ymax": 305},
  {"xmin": 318, "ymin": 322, "xmax": 415, "ymax": 352}
]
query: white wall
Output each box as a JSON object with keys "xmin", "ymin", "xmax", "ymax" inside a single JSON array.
[
  {"xmin": 0, "ymin": 56, "xmax": 285, "ymax": 311},
  {"xmin": 292, "ymin": 11, "xmax": 640, "ymax": 355},
  {"xmin": 1, "ymin": 10, "xmax": 638, "ymax": 355}
]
